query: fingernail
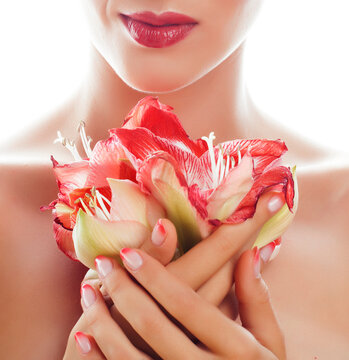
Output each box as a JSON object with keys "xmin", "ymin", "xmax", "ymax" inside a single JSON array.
[
  {"xmin": 95, "ymin": 256, "xmax": 113, "ymax": 278},
  {"xmin": 151, "ymin": 219, "xmax": 167, "ymax": 246},
  {"xmin": 81, "ymin": 284, "xmax": 96, "ymax": 308},
  {"xmin": 269, "ymin": 243, "xmax": 282, "ymax": 261},
  {"xmin": 260, "ymin": 243, "xmax": 275, "ymax": 263},
  {"xmin": 253, "ymin": 247, "xmax": 261, "ymax": 278},
  {"xmin": 268, "ymin": 195, "xmax": 284, "ymax": 213},
  {"xmin": 74, "ymin": 332, "xmax": 91, "ymax": 354},
  {"xmin": 120, "ymin": 248, "xmax": 143, "ymax": 271}
]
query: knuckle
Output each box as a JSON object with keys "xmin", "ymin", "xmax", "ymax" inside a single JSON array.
[
  {"xmin": 255, "ymin": 280, "xmax": 271, "ymax": 305},
  {"xmin": 106, "ymin": 348, "xmax": 142, "ymax": 360},
  {"xmin": 231, "ymin": 342, "xmax": 261, "ymax": 360},
  {"xmin": 103, "ymin": 266, "xmax": 125, "ymax": 296},
  {"xmin": 85, "ymin": 309, "xmax": 100, "ymax": 331},
  {"xmin": 133, "ymin": 311, "xmax": 160, "ymax": 334}
]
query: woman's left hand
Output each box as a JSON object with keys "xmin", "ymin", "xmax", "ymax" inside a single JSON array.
[{"xmin": 73, "ymin": 247, "xmax": 286, "ymax": 360}]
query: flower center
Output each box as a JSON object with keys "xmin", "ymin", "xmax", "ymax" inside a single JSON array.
[
  {"xmin": 201, "ymin": 132, "xmax": 241, "ymax": 188},
  {"xmin": 75, "ymin": 187, "xmax": 112, "ymax": 221}
]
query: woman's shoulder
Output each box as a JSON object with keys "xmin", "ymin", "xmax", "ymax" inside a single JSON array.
[{"xmin": 0, "ymin": 92, "xmax": 79, "ymax": 161}]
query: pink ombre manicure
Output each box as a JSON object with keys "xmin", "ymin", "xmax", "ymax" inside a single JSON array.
[
  {"xmin": 95, "ymin": 256, "xmax": 113, "ymax": 278},
  {"xmin": 253, "ymin": 247, "xmax": 261, "ymax": 278},
  {"xmin": 81, "ymin": 284, "xmax": 96, "ymax": 308},
  {"xmin": 260, "ymin": 237, "xmax": 282, "ymax": 263},
  {"xmin": 260, "ymin": 243, "xmax": 275, "ymax": 263},
  {"xmin": 120, "ymin": 248, "xmax": 143, "ymax": 271},
  {"xmin": 74, "ymin": 332, "xmax": 91, "ymax": 354},
  {"xmin": 151, "ymin": 219, "xmax": 167, "ymax": 246}
]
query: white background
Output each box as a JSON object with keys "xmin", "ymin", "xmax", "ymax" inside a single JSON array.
[{"xmin": 0, "ymin": 1, "xmax": 348, "ymax": 153}]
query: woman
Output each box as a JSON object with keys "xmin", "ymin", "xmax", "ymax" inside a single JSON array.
[{"xmin": 1, "ymin": 0, "xmax": 348, "ymax": 359}]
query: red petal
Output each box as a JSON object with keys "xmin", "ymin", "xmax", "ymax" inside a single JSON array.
[
  {"xmin": 53, "ymin": 218, "xmax": 78, "ymax": 261},
  {"xmin": 114, "ymin": 127, "xmax": 203, "ymax": 187},
  {"xmin": 51, "ymin": 156, "xmax": 90, "ymax": 198},
  {"xmin": 207, "ymin": 155, "xmax": 254, "ymax": 221},
  {"xmin": 113, "ymin": 96, "xmax": 207, "ymax": 156},
  {"xmin": 225, "ymin": 166, "xmax": 294, "ymax": 224},
  {"xmin": 136, "ymin": 151, "xmax": 210, "ymax": 241},
  {"xmin": 86, "ymin": 135, "xmax": 136, "ymax": 187},
  {"xmin": 221, "ymin": 139, "xmax": 288, "ymax": 177}
]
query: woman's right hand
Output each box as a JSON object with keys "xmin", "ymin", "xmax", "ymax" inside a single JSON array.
[{"xmin": 64, "ymin": 191, "xmax": 285, "ymax": 359}]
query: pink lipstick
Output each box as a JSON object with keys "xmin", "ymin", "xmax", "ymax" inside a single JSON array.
[{"xmin": 120, "ymin": 11, "xmax": 198, "ymax": 48}]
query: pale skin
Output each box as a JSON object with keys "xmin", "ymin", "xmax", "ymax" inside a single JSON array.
[{"xmin": 1, "ymin": 0, "xmax": 349, "ymax": 358}]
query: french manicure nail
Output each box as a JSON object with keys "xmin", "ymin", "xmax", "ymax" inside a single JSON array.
[
  {"xmin": 120, "ymin": 248, "xmax": 143, "ymax": 271},
  {"xmin": 268, "ymin": 195, "xmax": 284, "ymax": 213},
  {"xmin": 152, "ymin": 219, "xmax": 167, "ymax": 246},
  {"xmin": 81, "ymin": 284, "xmax": 96, "ymax": 308},
  {"xmin": 260, "ymin": 243, "xmax": 275, "ymax": 263},
  {"xmin": 95, "ymin": 256, "xmax": 113, "ymax": 278},
  {"xmin": 253, "ymin": 247, "xmax": 261, "ymax": 278},
  {"xmin": 74, "ymin": 332, "xmax": 92, "ymax": 354}
]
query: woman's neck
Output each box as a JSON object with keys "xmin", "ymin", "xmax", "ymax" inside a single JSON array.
[{"xmin": 74, "ymin": 41, "xmax": 255, "ymax": 146}]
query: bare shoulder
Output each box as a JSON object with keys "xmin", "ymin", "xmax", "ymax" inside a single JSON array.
[
  {"xmin": 296, "ymin": 156, "xmax": 349, "ymax": 225},
  {"xmin": 0, "ymin": 91, "xmax": 79, "ymax": 159}
]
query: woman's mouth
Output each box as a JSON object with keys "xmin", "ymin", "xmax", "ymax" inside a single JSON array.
[{"xmin": 119, "ymin": 11, "xmax": 198, "ymax": 48}]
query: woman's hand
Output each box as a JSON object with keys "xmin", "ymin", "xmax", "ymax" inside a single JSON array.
[
  {"xmin": 63, "ymin": 191, "xmax": 285, "ymax": 359},
  {"xmin": 74, "ymin": 247, "xmax": 286, "ymax": 359}
]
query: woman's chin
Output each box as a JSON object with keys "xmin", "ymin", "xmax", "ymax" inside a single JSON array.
[
  {"xmin": 124, "ymin": 77, "xmax": 192, "ymax": 94},
  {"xmin": 117, "ymin": 68, "xmax": 196, "ymax": 94}
]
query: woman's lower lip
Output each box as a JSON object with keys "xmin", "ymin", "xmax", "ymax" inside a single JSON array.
[{"xmin": 120, "ymin": 15, "xmax": 197, "ymax": 48}]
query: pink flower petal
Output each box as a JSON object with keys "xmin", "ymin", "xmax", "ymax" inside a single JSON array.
[
  {"xmin": 207, "ymin": 155, "xmax": 254, "ymax": 221},
  {"xmin": 221, "ymin": 139, "xmax": 288, "ymax": 177},
  {"xmin": 51, "ymin": 156, "xmax": 90, "ymax": 199},
  {"xmin": 108, "ymin": 178, "xmax": 165, "ymax": 227},
  {"xmin": 114, "ymin": 95, "xmax": 207, "ymax": 156},
  {"xmin": 225, "ymin": 166, "xmax": 294, "ymax": 224},
  {"xmin": 86, "ymin": 136, "xmax": 136, "ymax": 187},
  {"xmin": 53, "ymin": 218, "xmax": 78, "ymax": 261},
  {"xmin": 114, "ymin": 127, "xmax": 203, "ymax": 188},
  {"xmin": 136, "ymin": 152, "xmax": 205, "ymax": 250}
]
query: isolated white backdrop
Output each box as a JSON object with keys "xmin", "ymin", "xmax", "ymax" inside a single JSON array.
[{"xmin": 0, "ymin": 0, "xmax": 348, "ymax": 153}]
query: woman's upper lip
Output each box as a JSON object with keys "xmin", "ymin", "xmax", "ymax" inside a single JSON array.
[{"xmin": 121, "ymin": 11, "xmax": 198, "ymax": 26}]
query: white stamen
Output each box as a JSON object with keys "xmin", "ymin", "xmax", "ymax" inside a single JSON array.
[
  {"xmin": 95, "ymin": 207, "xmax": 109, "ymax": 221},
  {"xmin": 98, "ymin": 193, "xmax": 112, "ymax": 207},
  {"xmin": 79, "ymin": 198, "xmax": 94, "ymax": 216},
  {"xmin": 237, "ymin": 145, "xmax": 242, "ymax": 165},
  {"xmin": 217, "ymin": 145, "xmax": 225, "ymax": 185},
  {"xmin": 78, "ymin": 121, "xmax": 93, "ymax": 158},
  {"xmin": 95, "ymin": 190, "xmax": 111, "ymax": 221},
  {"xmin": 231, "ymin": 156, "xmax": 236, "ymax": 168},
  {"xmin": 201, "ymin": 132, "xmax": 217, "ymax": 186},
  {"xmin": 53, "ymin": 131, "xmax": 83, "ymax": 161},
  {"xmin": 224, "ymin": 154, "xmax": 231, "ymax": 178}
]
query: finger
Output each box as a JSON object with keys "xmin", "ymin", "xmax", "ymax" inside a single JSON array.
[
  {"xmin": 80, "ymin": 283, "xmax": 148, "ymax": 359},
  {"xmin": 81, "ymin": 270, "xmax": 114, "ymax": 308},
  {"xmin": 196, "ymin": 259, "xmax": 235, "ymax": 305},
  {"xmin": 259, "ymin": 237, "xmax": 282, "ymax": 264},
  {"xmin": 140, "ymin": 218, "xmax": 178, "ymax": 265},
  {"xmin": 74, "ymin": 331, "xmax": 106, "ymax": 359},
  {"xmin": 168, "ymin": 191, "xmax": 285, "ymax": 290},
  {"xmin": 94, "ymin": 256, "xmax": 208, "ymax": 360},
  {"xmin": 234, "ymin": 247, "xmax": 287, "ymax": 360},
  {"xmin": 118, "ymin": 248, "xmax": 262, "ymax": 357}
]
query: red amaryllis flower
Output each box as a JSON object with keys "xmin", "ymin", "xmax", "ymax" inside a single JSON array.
[
  {"xmin": 44, "ymin": 96, "xmax": 298, "ymax": 269},
  {"xmin": 41, "ymin": 123, "xmax": 136, "ymax": 261},
  {"xmin": 111, "ymin": 96, "xmax": 297, "ymax": 253}
]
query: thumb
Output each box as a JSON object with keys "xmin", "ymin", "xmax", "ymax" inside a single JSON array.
[{"xmin": 233, "ymin": 248, "xmax": 287, "ymax": 360}]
